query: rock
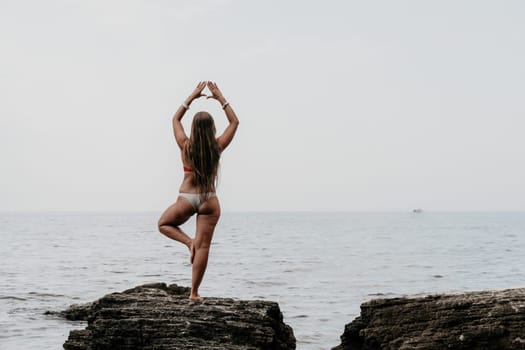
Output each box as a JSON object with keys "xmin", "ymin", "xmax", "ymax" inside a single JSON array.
[
  {"xmin": 61, "ymin": 282, "xmax": 295, "ymax": 350},
  {"xmin": 333, "ymin": 287, "xmax": 525, "ymax": 350}
]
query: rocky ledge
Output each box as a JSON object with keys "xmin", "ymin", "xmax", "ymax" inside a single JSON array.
[
  {"xmin": 333, "ymin": 287, "xmax": 525, "ymax": 350},
  {"xmin": 55, "ymin": 283, "xmax": 295, "ymax": 350}
]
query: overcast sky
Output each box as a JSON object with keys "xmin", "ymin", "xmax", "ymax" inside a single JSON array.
[{"xmin": 1, "ymin": 0, "xmax": 525, "ymax": 212}]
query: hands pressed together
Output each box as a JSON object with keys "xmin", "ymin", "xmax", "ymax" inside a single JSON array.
[{"xmin": 187, "ymin": 81, "xmax": 227, "ymax": 106}]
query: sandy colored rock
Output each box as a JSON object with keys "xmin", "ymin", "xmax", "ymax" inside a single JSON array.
[{"xmin": 60, "ymin": 283, "xmax": 295, "ymax": 350}]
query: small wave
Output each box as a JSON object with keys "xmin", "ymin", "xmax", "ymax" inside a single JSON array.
[
  {"xmin": 367, "ymin": 292, "xmax": 396, "ymax": 297},
  {"xmin": 246, "ymin": 280, "xmax": 282, "ymax": 287},
  {"xmin": 0, "ymin": 295, "xmax": 27, "ymax": 301},
  {"xmin": 296, "ymin": 334, "xmax": 320, "ymax": 344},
  {"xmin": 27, "ymin": 292, "xmax": 65, "ymax": 298}
]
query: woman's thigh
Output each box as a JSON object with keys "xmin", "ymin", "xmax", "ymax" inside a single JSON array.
[{"xmin": 158, "ymin": 197, "xmax": 196, "ymax": 226}]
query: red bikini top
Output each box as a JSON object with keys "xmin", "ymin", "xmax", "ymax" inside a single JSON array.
[{"xmin": 183, "ymin": 166, "xmax": 192, "ymax": 172}]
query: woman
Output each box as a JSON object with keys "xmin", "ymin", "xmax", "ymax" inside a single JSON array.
[{"xmin": 158, "ymin": 81, "xmax": 239, "ymax": 301}]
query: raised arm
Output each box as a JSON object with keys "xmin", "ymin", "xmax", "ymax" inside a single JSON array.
[
  {"xmin": 172, "ymin": 82, "xmax": 207, "ymax": 149},
  {"xmin": 207, "ymin": 82, "xmax": 239, "ymax": 151}
]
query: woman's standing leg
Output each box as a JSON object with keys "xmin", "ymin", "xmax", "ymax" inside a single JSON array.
[
  {"xmin": 158, "ymin": 197, "xmax": 196, "ymax": 254},
  {"xmin": 190, "ymin": 196, "xmax": 220, "ymax": 301}
]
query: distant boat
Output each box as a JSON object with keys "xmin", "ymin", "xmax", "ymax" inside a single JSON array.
[{"xmin": 412, "ymin": 208, "xmax": 423, "ymax": 213}]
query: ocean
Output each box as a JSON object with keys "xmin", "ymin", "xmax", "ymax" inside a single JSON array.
[{"xmin": 1, "ymin": 211, "xmax": 524, "ymax": 349}]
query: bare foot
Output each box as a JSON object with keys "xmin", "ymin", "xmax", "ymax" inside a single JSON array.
[
  {"xmin": 190, "ymin": 241, "xmax": 195, "ymax": 264},
  {"xmin": 189, "ymin": 294, "xmax": 204, "ymax": 302}
]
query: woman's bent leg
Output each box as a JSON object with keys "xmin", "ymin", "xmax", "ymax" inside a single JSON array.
[
  {"xmin": 190, "ymin": 196, "xmax": 220, "ymax": 301},
  {"xmin": 158, "ymin": 197, "xmax": 196, "ymax": 251}
]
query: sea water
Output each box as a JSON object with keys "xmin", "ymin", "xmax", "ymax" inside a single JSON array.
[{"xmin": 1, "ymin": 212, "xmax": 525, "ymax": 349}]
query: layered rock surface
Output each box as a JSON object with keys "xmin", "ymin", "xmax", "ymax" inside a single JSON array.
[
  {"xmin": 58, "ymin": 283, "xmax": 295, "ymax": 350},
  {"xmin": 333, "ymin": 287, "xmax": 525, "ymax": 350}
]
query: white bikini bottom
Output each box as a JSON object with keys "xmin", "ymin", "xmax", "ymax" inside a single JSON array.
[{"xmin": 179, "ymin": 192, "xmax": 216, "ymax": 210}]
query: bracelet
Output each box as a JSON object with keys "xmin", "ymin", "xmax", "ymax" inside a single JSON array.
[
  {"xmin": 221, "ymin": 101, "xmax": 230, "ymax": 109},
  {"xmin": 181, "ymin": 102, "xmax": 189, "ymax": 110}
]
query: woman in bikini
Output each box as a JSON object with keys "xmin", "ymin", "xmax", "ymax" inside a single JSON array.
[{"xmin": 158, "ymin": 81, "xmax": 239, "ymax": 301}]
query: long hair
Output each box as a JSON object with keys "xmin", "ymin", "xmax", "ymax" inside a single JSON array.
[{"xmin": 183, "ymin": 111, "xmax": 220, "ymax": 202}]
